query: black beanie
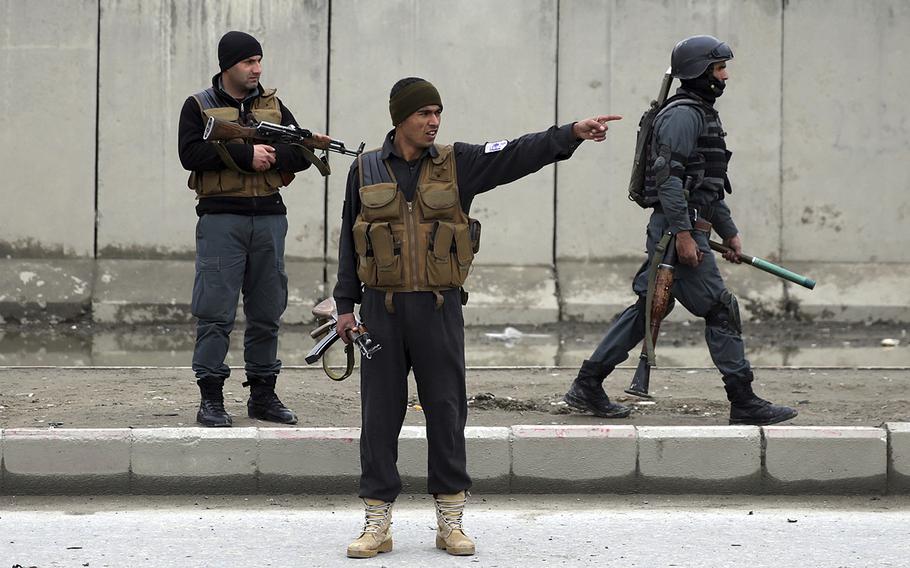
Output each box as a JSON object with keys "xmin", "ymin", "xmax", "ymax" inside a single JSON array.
[{"xmin": 218, "ymin": 31, "xmax": 263, "ymax": 71}]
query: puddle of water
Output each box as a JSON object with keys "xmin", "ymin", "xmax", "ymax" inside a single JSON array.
[{"xmin": 0, "ymin": 322, "xmax": 906, "ymax": 367}]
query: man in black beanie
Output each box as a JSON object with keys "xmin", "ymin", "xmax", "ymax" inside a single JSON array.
[
  {"xmin": 178, "ymin": 31, "xmax": 329, "ymax": 427},
  {"xmin": 334, "ymin": 76, "xmax": 621, "ymax": 558}
]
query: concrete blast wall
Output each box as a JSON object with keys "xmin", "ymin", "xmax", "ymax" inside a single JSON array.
[{"xmin": 1, "ymin": 0, "xmax": 908, "ymax": 322}]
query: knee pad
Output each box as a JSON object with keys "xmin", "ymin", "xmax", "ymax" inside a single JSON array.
[{"xmin": 705, "ymin": 289, "xmax": 742, "ymax": 335}]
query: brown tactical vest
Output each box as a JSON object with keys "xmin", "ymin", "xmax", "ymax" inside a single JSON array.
[
  {"xmin": 187, "ymin": 87, "xmax": 289, "ymax": 198},
  {"xmin": 353, "ymin": 145, "xmax": 480, "ymax": 294}
]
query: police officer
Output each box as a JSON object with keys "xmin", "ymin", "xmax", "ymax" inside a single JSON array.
[
  {"xmin": 178, "ymin": 31, "xmax": 329, "ymax": 427},
  {"xmin": 334, "ymin": 77, "xmax": 620, "ymax": 558},
  {"xmin": 563, "ymin": 35, "xmax": 798, "ymax": 426}
]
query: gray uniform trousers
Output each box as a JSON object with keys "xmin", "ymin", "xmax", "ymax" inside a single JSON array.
[
  {"xmin": 191, "ymin": 214, "xmax": 289, "ymax": 383},
  {"xmin": 589, "ymin": 210, "xmax": 750, "ymax": 381}
]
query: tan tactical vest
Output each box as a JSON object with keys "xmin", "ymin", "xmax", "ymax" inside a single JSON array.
[
  {"xmin": 187, "ymin": 87, "xmax": 289, "ymax": 198},
  {"xmin": 353, "ymin": 145, "xmax": 480, "ymax": 295}
]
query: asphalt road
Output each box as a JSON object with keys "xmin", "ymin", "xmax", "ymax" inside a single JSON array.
[{"xmin": 1, "ymin": 495, "xmax": 908, "ymax": 567}]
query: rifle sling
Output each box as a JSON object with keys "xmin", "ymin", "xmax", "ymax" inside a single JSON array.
[
  {"xmin": 322, "ymin": 342, "xmax": 355, "ymax": 381},
  {"xmin": 290, "ymin": 143, "xmax": 331, "ymax": 177},
  {"xmin": 644, "ymin": 233, "xmax": 674, "ymax": 366},
  {"xmin": 212, "ymin": 142, "xmax": 258, "ymax": 174}
]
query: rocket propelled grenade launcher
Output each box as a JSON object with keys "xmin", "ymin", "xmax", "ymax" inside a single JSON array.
[{"xmin": 709, "ymin": 241, "xmax": 816, "ymax": 289}]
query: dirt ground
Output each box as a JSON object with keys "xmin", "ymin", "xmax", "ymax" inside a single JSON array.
[{"xmin": 0, "ymin": 365, "xmax": 907, "ymax": 429}]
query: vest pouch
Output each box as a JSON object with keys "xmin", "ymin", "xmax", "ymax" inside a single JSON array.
[
  {"xmin": 368, "ymin": 222, "xmax": 403, "ymax": 287},
  {"xmin": 264, "ymin": 170, "xmax": 284, "ymax": 189},
  {"xmin": 219, "ymin": 169, "xmax": 245, "ymax": 193},
  {"xmin": 251, "ymin": 108, "xmax": 282, "ymax": 124},
  {"xmin": 193, "ymin": 171, "xmax": 230, "ymax": 196},
  {"xmin": 359, "ymin": 183, "xmax": 400, "ymax": 222},
  {"xmin": 468, "ymin": 218, "xmax": 482, "ymax": 254},
  {"xmin": 352, "ymin": 220, "xmax": 377, "ymax": 285},
  {"xmin": 417, "ymin": 182, "xmax": 460, "ymax": 221},
  {"xmin": 426, "ymin": 221, "xmax": 457, "ymax": 287},
  {"xmin": 203, "ymin": 107, "xmax": 240, "ymax": 122},
  {"xmin": 453, "ymin": 223, "xmax": 475, "ymax": 284}
]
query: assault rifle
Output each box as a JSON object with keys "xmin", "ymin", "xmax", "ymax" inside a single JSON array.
[
  {"xmin": 203, "ymin": 117, "xmax": 365, "ymax": 177},
  {"xmin": 305, "ymin": 298, "xmax": 381, "ymax": 381}
]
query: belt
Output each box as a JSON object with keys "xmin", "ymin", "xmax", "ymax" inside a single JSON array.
[{"xmin": 693, "ymin": 219, "xmax": 712, "ymax": 233}]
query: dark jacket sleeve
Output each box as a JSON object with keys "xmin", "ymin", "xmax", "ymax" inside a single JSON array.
[
  {"xmin": 332, "ymin": 163, "xmax": 362, "ymax": 314},
  {"xmin": 710, "ymin": 199, "xmax": 739, "ymax": 239},
  {"xmin": 453, "ymin": 123, "xmax": 581, "ymax": 210},
  {"xmin": 654, "ymin": 106, "xmax": 703, "ymax": 235},
  {"xmin": 177, "ymin": 97, "xmax": 253, "ymax": 172},
  {"xmin": 271, "ymin": 100, "xmax": 313, "ymax": 173}
]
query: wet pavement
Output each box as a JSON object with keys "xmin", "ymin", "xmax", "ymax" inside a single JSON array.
[{"xmin": 0, "ymin": 320, "xmax": 906, "ymax": 368}]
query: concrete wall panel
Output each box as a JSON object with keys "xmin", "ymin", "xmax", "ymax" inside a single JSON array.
[
  {"xmin": 557, "ymin": 0, "xmax": 782, "ymax": 261},
  {"xmin": 782, "ymin": 0, "xmax": 910, "ymax": 262},
  {"xmin": 0, "ymin": 0, "xmax": 97, "ymax": 257},
  {"xmin": 97, "ymin": 0, "xmax": 328, "ymax": 259},
  {"xmin": 328, "ymin": 0, "xmax": 558, "ymax": 265}
]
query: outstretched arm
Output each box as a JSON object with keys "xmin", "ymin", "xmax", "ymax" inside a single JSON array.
[{"xmin": 454, "ymin": 115, "xmax": 621, "ymax": 209}]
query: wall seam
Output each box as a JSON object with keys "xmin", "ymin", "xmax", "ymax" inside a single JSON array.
[
  {"xmin": 322, "ymin": 0, "xmax": 332, "ymax": 292},
  {"xmin": 779, "ymin": 0, "xmax": 789, "ymax": 307},
  {"xmin": 94, "ymin": 0, "xmax": 101, "ymax": 259},
  {"xmin": 552, "ymin": 0, "xmax": 563, "ymax": 322}
]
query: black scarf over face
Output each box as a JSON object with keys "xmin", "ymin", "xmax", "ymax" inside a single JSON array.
[{"xmin": 680, "ymin": 70, "xmax": 726, "ymax": 104}]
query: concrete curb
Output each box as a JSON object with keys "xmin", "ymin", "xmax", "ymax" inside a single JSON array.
[{"xmin": 2, "ymin": 424, "xmax": 908, "ymax": 495}]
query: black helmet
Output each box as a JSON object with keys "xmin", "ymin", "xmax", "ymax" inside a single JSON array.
[{"xmin": 670, "ymin": 35, "xmax": 733, "ymax": 80}]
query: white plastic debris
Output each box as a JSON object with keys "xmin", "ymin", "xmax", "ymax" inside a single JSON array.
[
  {"xmin": 881, "ymin": 338, "xmax": 901, "ymax": 347},
  {"xmin": 484, "ymin": 326, "xmax": 550, "ymax": 341}
]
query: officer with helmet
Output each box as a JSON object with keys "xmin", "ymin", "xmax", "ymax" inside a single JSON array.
[{"xmin": 563, "ymin": 35, "xmax": 799, "ymax": 427}]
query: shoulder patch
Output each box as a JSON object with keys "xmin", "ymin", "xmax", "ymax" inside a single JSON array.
[{"xmin": 484, "ymin": 140, "xmax": 508, "ymax": 153}]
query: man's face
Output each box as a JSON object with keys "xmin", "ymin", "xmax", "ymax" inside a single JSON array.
[
  {"xmin": 712, "ymin": 61, "xmax": 729, "ymax": 83},
  {"xmin": 397, "ymin": 104, "xmax": 442, "ymax": 150},
  {"xmin": 224, "ymin": 55, "xmax": 262, "ymax": 92}
]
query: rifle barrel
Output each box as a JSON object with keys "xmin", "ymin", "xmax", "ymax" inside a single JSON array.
[{"xmin": 709, "ymin": 240, "xmax": 816, "ymax": 289}]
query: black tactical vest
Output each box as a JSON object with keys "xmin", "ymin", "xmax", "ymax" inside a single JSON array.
[{"xmin": 642, "ymin": 95, "xmax": 731, "ymax": 205}]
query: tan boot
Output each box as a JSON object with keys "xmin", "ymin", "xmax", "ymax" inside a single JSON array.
[
  {"xmin": 346, "ymin": 498, "xmax": 393, "ymax": 558},
  {"xmin": 434, "ymin": 491, "xmax": 475, "ymax": 556}
]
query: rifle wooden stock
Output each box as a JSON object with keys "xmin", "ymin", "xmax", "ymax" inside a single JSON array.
[{"xmin": 203, "ymin": 117, "xmax": 257, "ymax": 142}]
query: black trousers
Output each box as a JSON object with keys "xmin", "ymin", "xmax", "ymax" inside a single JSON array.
[{"xmin": 357, "ymin": 287, "xmax": 471, "ymax": 502}]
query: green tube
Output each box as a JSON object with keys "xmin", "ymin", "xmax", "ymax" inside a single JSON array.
[
  {"xmin": 709, "ymin": 240, "xmax": 816, "ymax": 290},
  {"xmin": 748, "ymin": 256, "xmax": 816, "ymax": 290}
]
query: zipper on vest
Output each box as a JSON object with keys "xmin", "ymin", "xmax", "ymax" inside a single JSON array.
[{"xmin": 406, "ymin": 200, "xmax": 420, "ymax": 287}]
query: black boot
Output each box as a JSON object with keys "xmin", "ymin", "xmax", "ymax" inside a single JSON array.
[
  {"xmin": 244, "ymin": 376, "xmax": 298, "ymax": 424},
  {"xmin": 563, "ymin": 360, "xmax": 631, "ymax": 418},
  {"xmin": 724, "ymin": 373, "xmax": 797, "ymax": 426},
  {"xmin": 196, "ymin": 379, "xmax": 232, "ymax": 427}
]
